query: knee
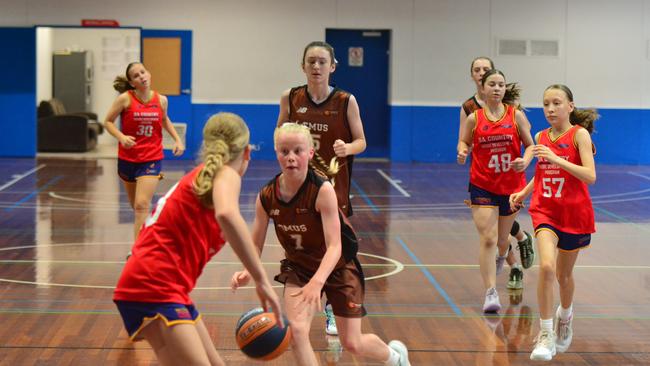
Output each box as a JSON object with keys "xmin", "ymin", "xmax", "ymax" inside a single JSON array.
[
  {"xmin": 538, "ymin": 261, "xmax": 556, "ymax": 282},
  {"xmin": 133, "ymin": 199, "xmax": 151, "ymax": 213},
  {"xmin": 288, "ymin": 321, "xmax": 311, "ymax": 345},
  {"xmin": 556, "ymin": 271, "xmax": 572, "ymax": 287},
  {"xmin": 481, "ymin": 236, "xmax": 497, "ymax": 248},
  {"xmin": 340, "ymin": 338, "xmax": 361, "ymax": 355}
]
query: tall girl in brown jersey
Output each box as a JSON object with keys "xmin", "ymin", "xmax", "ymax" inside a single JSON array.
[
  {"xmin": 510, "ymin": 85, "xmax": 597, "ymax": 361},
  {"xmin": 460, "ymin": 57, "xmax": 535, "ymax": 293},
  {"xmin": 104, "ymin": 62, "xmax": 185, "ymax": 242},
  {"xmin": 277, "ymin": 41, "xmax": 366, "ymax": 217},
  {"xmin": 277, "ymin": 41, "xmax": 367, "ymax": 336},
  {"xmin": 457, "ymin": 69, "xmax": 535, "ymax": 313},
  {"xmin": 231, "ymin": 123, "xmax": 410, "ymax": 366}
]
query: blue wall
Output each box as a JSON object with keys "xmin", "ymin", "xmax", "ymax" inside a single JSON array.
[
  {"xmin": 186, "ymin": 103, "xmax": 650, "ymax": 165},
  {"xmin": 389, "ymin": 105, "xmax": 649, "ymax": 165},
  {"xmin": 0, "ymin": 27, "xmax": 36, "ymax": 157},
  {"xmin": 192, "ymin": 103, "xmax": 280, "ymax": 161}
]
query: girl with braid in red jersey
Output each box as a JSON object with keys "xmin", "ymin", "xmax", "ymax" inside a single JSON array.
[
  {"xmin": 277, "ymin": 41, "xmax": 367, "ymax": 336},
  {"xmin": 231, "ymin": 123, "xmax": 410, "ymax": 366},
  {"xmin": 114, "ymin": 113, "xmax": 283, "ymax": 366},
  {"xmin": 510, "ymin": 85, "xmax": 598, "ymax": 361},
  {"xmin": 104, "ymin": 62, "xmax": 185, "ymax": 243},
  {"xmin": 457, "ymin": 69, "xmax": 534, "ymax": 313},
  {"xmin": 460, "ymin": 57, "xmax": 535, "ymax": 293}
]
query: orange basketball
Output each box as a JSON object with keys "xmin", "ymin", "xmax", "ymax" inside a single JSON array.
[{"xmin": 235, "ymin": 307, "xmax": 291, "ymax": 360}]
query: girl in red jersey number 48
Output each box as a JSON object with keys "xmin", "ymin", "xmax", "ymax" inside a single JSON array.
[{"xmin": 457, "ymin": 69, "xmax": 535, "ymax": 313}]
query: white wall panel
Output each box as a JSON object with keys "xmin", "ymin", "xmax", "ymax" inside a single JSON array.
[
  {"xmin": 566, "ymin": 0, "xmax": 644, "ymax": 108},
  {"xmin": 3, "ymin": 0, "xmax": 650, "ymax": 108},
  {"xmin": 411, "ymin": 0, "xmax": 491, "ymax": 105}
]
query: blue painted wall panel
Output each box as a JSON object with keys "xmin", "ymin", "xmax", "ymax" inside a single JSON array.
[
  {"xmin": 390, "ymin": 106, "xmax": 412, "ymax": 162},
  {"xmin": 187, "ymin": 103, "xmax": 650, "ymax": 165},
  {"xmin": 192, "ymin": 104, "xmax": 279, "ymax": 161},
  {"xmin": 0, "ymin": 27, "xmax": 36, "ymax": 157}
]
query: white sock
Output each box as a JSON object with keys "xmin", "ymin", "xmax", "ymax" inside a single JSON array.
[
  {"xmin": 384, "ymin": 345, "xmax": 400, "ymax": 366},
  {"xmin": 511, "ymin": 263, "xmax": 522, "ymax": 269},
  {"xmin": 559, "ymin": 304, "xmax": 573, "ymax": 320},
  {"xmin": 540, "ymin": 318, "xmax": 553, "ymax": 332},
  {"xmin": 498, "ymin": 246, "xmax": 509, "ymax": 257}
]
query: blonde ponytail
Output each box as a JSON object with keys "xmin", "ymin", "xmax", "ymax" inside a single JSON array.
[
  {"xmin": 310, "ymin": 152, "xmax": 340, "ymax": 184},
  {"xmin": 193, "ymin": 112, "xmax": 250, "ymax": 207}
]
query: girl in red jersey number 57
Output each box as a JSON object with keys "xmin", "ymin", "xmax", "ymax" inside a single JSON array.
[{"xmin": 510, "ymin": 84, "xmax": 598, "ymax": 362}]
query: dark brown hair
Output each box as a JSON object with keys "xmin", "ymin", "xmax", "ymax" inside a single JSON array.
[
  {"xmin": 112, "ymin": 62, "xmax": 142, "ymax": 93},
  {"xmin": 481, "ymin": 69, "xmax": 523, "ymax": 108},
  {"xmin": 545, "ymin": 84, "xmax": 599, "ymax": 134}
]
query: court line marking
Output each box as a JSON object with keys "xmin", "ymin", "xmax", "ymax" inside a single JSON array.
[
  {"xmin": 376, "ymin": 169, "xmax": 411, "ymax": 197},
  {"xmin": 593, "ymin": 206, "xmax": 650, "ymax": 233},
  {"xmin": 1, "ymin": 259, "xmax": 647, "ymax": 270},
  {"xmin": 3, "ymin": 176, "xmax": 63, "ymax": 212},
  {"xmin": 3, "ymin": 308, "xmax": 650, "ymax": 322},
  {"xmin": 350, "ymin": 178, "xmax": 379, "ymax": 214},
  {"xmin": 0, "ymin": 164, "xmax": 46, "ymax": 192},
  {"xmin": 48, "ymin": 192, "xmax": 124, "ymax": 206},
  {"xmin": 0, "ymin": 241, "xmax": 404, "ymax": 289},
  {"xmin": 395, "ymin": 236, "xmax": 462, "ymax": 316},
  {"xmin": 0, "ymin": 242, "xmax": 647, "ymax": 270}
]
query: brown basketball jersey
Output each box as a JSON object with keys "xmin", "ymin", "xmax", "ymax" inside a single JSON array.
[
  {"xmin": 287, "ymin": 85, "xmax": 354, "ymax": 216},
  {"xmin": 259, "ymin": 169, "xmax": 358, "ymax": 274},
  {"xmin": 462, "ymin": 95, "xmax": 482, "ymax": 116}
]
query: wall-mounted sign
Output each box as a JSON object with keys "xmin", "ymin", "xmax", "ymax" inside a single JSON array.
[{"xmin": 348, "ymin": 47, "xmax": 363, "ymax": 67}]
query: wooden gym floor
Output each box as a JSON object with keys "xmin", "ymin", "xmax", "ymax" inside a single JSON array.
[{"xmin": 0, "ymin": 157, "xmax": 648, "ymax": 365}]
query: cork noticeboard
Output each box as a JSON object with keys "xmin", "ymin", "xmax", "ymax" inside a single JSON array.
[{"xmin": 142, "ymin": 38, "xmax": 181, "ymax": 95}]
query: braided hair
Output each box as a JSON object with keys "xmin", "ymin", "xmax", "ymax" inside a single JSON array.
[{"xmin": 193, "ymin": 112, "xmax": 250, "ymax": 207}]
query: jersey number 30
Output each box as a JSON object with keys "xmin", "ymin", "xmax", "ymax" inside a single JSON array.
[{"xmin": 137, "ymin": 125, "xmax": 154, "ymax": 137}]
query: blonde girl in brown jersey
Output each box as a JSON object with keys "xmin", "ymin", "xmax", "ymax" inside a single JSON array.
[
  {"xmin": 277, "ymin": 40, "xmax": 367, "ymax": 337},
  {"xmin": 231, "ymin": 123, "xmax": 410, "ymax": 366}
]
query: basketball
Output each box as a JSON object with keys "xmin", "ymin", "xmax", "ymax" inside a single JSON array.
[{"xmin": 235, "ymin": 307, "xmax": 291, "ymax": 360}]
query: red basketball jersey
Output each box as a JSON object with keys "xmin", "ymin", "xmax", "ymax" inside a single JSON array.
[
  {"xmin": 113, "ymin": 165, "xmax": 226, "ymax": 304},
  {"xmin": 529, "ymin": 126, "xmax": 595, "ymax": 234},
  {"xmin": 287, "ymin": 85, "xmax": 354, "ymax": 216},
  {"xmin": 118, "ymin": 90, "xmax": 164, "ymax": 162},
  {"xmin": 469, "ymin": 104, "xmax": 526, "ymax": 194}
]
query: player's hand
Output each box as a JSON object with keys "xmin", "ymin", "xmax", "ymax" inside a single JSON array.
[
  {"xmin": 509, "ymin": 191, "xmax": 525, "ymax": 211},
  {"xmin": 172, "ymin": 141, "xmax": 185, "ymax": 156},
  {"xmin": 457, "ymin": 149, "xmax": 468, "ymax": 165},
  {"xmin": 231, "ymin": 270, "xmax": 251, "ymax": 291},
  {"xmin": 333, "ymin": 139, "xmax": 347, "ymax": 157},
  {"xmin": 533, "ymin": 144, "xmax": 559, "ymax": 164},
  {"xmin": 254, "ymin": 279, "xmax": 285, "ymax": 328},
  {"xmin": 290, "ymin": 279, "xmax": 323, "ymax": 312},
  {"xmin": 120, "ymin": 135, "xmax": 136, "ymax": 149},
  {"xmin": 511, "ymin": 157, "xmax": 526, "ymax": 172}
]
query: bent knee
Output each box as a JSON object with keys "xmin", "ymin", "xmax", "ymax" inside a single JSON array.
[
  {"xmin": 340, "ymin": 339, "xmax": 362, "ymax": 354},
  {"xmin": 133, "ymin": 200, "xmax": 151, "ymax": 212}
]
